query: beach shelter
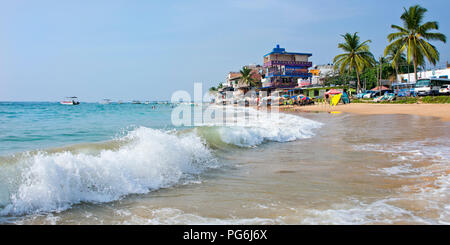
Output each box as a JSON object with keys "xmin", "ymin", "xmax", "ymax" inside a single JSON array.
[
  {"xmin": 324, "ymin": 89, "xmax": 341, "ymax": 95},
  {"xmin": 371, "ymin": 86, "xmax": 389, "ymax": 91}
]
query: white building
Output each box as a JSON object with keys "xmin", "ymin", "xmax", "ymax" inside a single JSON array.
[
  {"xmin": 397, "ymin": 67, "xmax": 450, "ymax": 82},
  {"xmin": 311, "ymin": 64, "xmax": 336, "ymax": 85}
]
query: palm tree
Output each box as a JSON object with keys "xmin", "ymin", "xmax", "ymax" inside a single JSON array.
[
  {"xmin": 239, "ymin": 67, "xmax": 254, "ymax": 87},
  {"xmin": 385, "ymin": 43, "xmax": 407, "ymax": 81},
  {"xmin": 333, "ymin": 32, "xmax": 375, "ymax": 92},
  {"xmin": 384, "ymin": 5, "xmax": 446, "ymax": 82}
]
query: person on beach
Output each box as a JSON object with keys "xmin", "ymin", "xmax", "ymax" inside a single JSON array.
[{"xmin": 342, "ymin": 89, "xmax": 350, "ymax": 104}]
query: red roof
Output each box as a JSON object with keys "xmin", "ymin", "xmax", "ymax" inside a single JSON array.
[
  {"xmin": 228, "ymin": 72, "xmax": 241, "ymax": 80},
  {"xmin": 371, "ymin": 86, "xmax": 389, "ymax": 91},
  {"xmin": 228, "ymin": 70, "xmax": 261, "ymax": 81}
]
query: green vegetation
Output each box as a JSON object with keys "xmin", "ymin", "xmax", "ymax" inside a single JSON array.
[
  {"xmin": 333, "ymin": 32, "xmax": 376, "ymax": 92},
  {"xmin": 352, "ymin": 96, "xmax": 450, "ymax": 104},
  {"xmin": 385, "ymin": 5, "xmax": 447, "ymax": 82},
  {"xmin": 326, "ymin": 5, "xmax": 446, "ymax": 93},
  {"xmin": 422, "ymin": 96, "xmax": 450, "ymax": 104},
  {"xmin": 385, "ymin": 42, "xmax": 407, "ymax": 79},
  {"xmin": 239, "ymin": 67, "xmax": 255, "ymax": 87},
  {"xmin": 211, "ymin": 4, "xmax": 446, "ymax": 98}
]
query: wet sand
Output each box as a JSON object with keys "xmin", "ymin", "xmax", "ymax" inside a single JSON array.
[
  {"xmin": 5, "ymin": 112, "xmax": 449, "ymax": 225},
  {"xmin": 280, "ymin": 103, "xmax": 450, "ymax": 121}
]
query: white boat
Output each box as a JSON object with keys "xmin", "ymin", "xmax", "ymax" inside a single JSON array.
[
  {"xmin": 60, "ymin": 97, "xmax": 80, "ymax": 105},
  {"xmin": 99, "ymin": 99, "xmax": 111, "ymax": 104}
]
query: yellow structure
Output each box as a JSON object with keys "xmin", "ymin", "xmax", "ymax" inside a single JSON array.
[
  {"xmin": 331, "ymin": 94, "xmax": 342, "ymax": 106},
  {"xmin": 310, "ymin": 69, "xmax": 320, "ymax": 76}
]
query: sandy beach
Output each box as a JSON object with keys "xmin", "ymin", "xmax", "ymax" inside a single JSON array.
[
  {"xmin": 280, "ymin": 103, "xmax": 450, "ymax": 121},
  {"xmin": 3, "ymin": 104, "xmax": 449, "ymax": 225}
]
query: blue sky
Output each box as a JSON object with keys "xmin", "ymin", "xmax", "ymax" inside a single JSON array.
[{"xmin": 0, "ymin": 0, "xmax": 449, "ymax": 101}]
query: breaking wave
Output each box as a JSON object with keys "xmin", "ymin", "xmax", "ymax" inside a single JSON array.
[
  {"xmin": 0, "ymin": 107, "xmax": 322, "ymax": 217},
  {"xmin": 0, "ymin": 128, "xmax": 216, "ymax": 216}
]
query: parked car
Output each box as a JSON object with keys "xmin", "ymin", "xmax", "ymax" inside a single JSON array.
[
  {"xmin": 357, "ymin": 91, "xmax": 372, "ymax": 99},
  {"xmin": 361, "ymin": 91, "xmax": 373, "ymax": 99},
  {"xmin": 439, "ymin": 84, "xmax": 450, "ymax": 95},
  {"xmin": 366, "ymin": 90, "xmax": 394, "ymax": 98}
]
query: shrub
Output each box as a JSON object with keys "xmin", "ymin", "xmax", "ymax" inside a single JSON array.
[{"xmin": 421, "ymin": 96, "xmax": 450, "ymax": 104}]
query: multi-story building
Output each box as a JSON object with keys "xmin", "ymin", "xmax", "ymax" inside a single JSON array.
[
  {"xmin": 226, "ymin": 72, "xmax": 242, "ymax": 89},
  {"xmin": 221, "ymin": 65, "xmax": 263, "ymax": 98},
  {"xmin": 310, "ymin": 64, "xmax": 336, "ymax": 85},
  {"xmin": 262, "ymin": 44, "xmax": 312, "ymax": 89}
]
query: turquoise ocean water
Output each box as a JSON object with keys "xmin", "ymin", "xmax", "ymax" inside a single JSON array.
[
  {"xmin": 0, "ymin": 102, "xmax": 322, "ymax": 219},
  {"xmin": 0, "ymin": 102, "xmax": 177, "ymax": 155},
  {"xmin": 1, "ymin": 102, "xmax": 448, "ymax": 224}
]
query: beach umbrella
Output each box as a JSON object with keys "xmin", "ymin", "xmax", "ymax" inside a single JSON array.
[{"xmin": 325, "ymin": 89, "xmax": 341, "ymax": 95}]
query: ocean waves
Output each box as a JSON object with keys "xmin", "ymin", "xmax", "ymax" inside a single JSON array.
[
  {"xmin": 302, "ymin": 138, "xmax": 450, "ymax": 225},
  {"xmin": 0, "ymin": 127, "xmax": 216, "ymax": 216},
  {"xmin": 0, "ymin": 107, "xmax": 322, "ymax": 217},
  {"xmin": 196, "ymin": 106, "xmax": 322, "ymax": 147}
]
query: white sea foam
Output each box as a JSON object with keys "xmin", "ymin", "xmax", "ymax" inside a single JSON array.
[
  {"xmin": 201, "ymin": 106, "xmax": 322, "ymax": 147},
  {"xmin": 378, "ymin": 163, "xmax": 423, "ymax": 176},
  {"xmin": 0, "ymin": 127, "xmax": 216, "ymax": 216},
  {"xmin": 302, "ymin": 182, "xmax": 450, "ymax": 225},
  {"xmin": 354, "ymin": 138, "xmax": 450, "ymax": 164},
  {"xmin": 113, "ymin": 207, "xmax": 280, "ymax": 225},
  {"xmin": 0, "ymin": 108, "xmax": 322, "ymax": 217},
  {"xmin": 301, "ymin": 199, "xmax": 427, "ymax": 225},
  {"xmin": 309, "ymin": 139, "xmax": 450, "ymax": 224}
]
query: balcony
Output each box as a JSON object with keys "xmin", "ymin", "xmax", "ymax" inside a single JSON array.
[
  {"xmin": 266, "ymin": 71, "xmax": 312, "ymax": 78},
  {"xmin": 263, "ymin": 60, "xmax": 312, "ymax": 67},
  {"xmin": 261, "ymin": 81, "xmax": 297, "ymax": 88}
]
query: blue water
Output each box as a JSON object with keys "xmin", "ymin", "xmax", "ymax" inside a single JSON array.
[
  {"xmin": 0, "ymin": 102, "xmax": 177, "ymax": 155},
  {"xmin": 0, "ymin": 102, "xmax": 325, "ymax": 219}
]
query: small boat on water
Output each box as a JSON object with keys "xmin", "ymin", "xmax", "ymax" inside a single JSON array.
[
  {"xmin": 99, "ymin": 99, "xmax": 111, "ymax": 104},
  {"xmin": 60, "ymin": 97, "xmax": 80, "ymax": 105},
  {"xmin": 132, "ymin": 100, "xmax": 141, "ymax": 104}
]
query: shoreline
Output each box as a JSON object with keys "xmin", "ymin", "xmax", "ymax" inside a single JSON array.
[{"xmin": 278, "ymin": 103, "xmax": 450, "ymax": 121}]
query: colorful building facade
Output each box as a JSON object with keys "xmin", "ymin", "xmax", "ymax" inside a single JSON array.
[{"xmin": 262, "ymin": 44, "xmax": 312, "ymax": 89}]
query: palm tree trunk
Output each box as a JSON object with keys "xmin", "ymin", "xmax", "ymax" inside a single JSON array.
[
  {"xmin": 380, "ymin": 62, "xmax": 383, "ymax": 83},
  {"xmin": 376, "ymin": 66, "xmax": 379, "ymax": 85},
  {"xmin": 356, "ymin": 69, "xmax": 361, "ymax": 93},
  {"xmin": 413, "ymin": 55, "xmax": 418, "ymax": 82},
  {"xmin": 380, "ymin": 62, "xmax": 383, "ymax": 92},
  {"xmin": 395, "ymin": 65, "xmax": 399, "ymax": 82}
]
